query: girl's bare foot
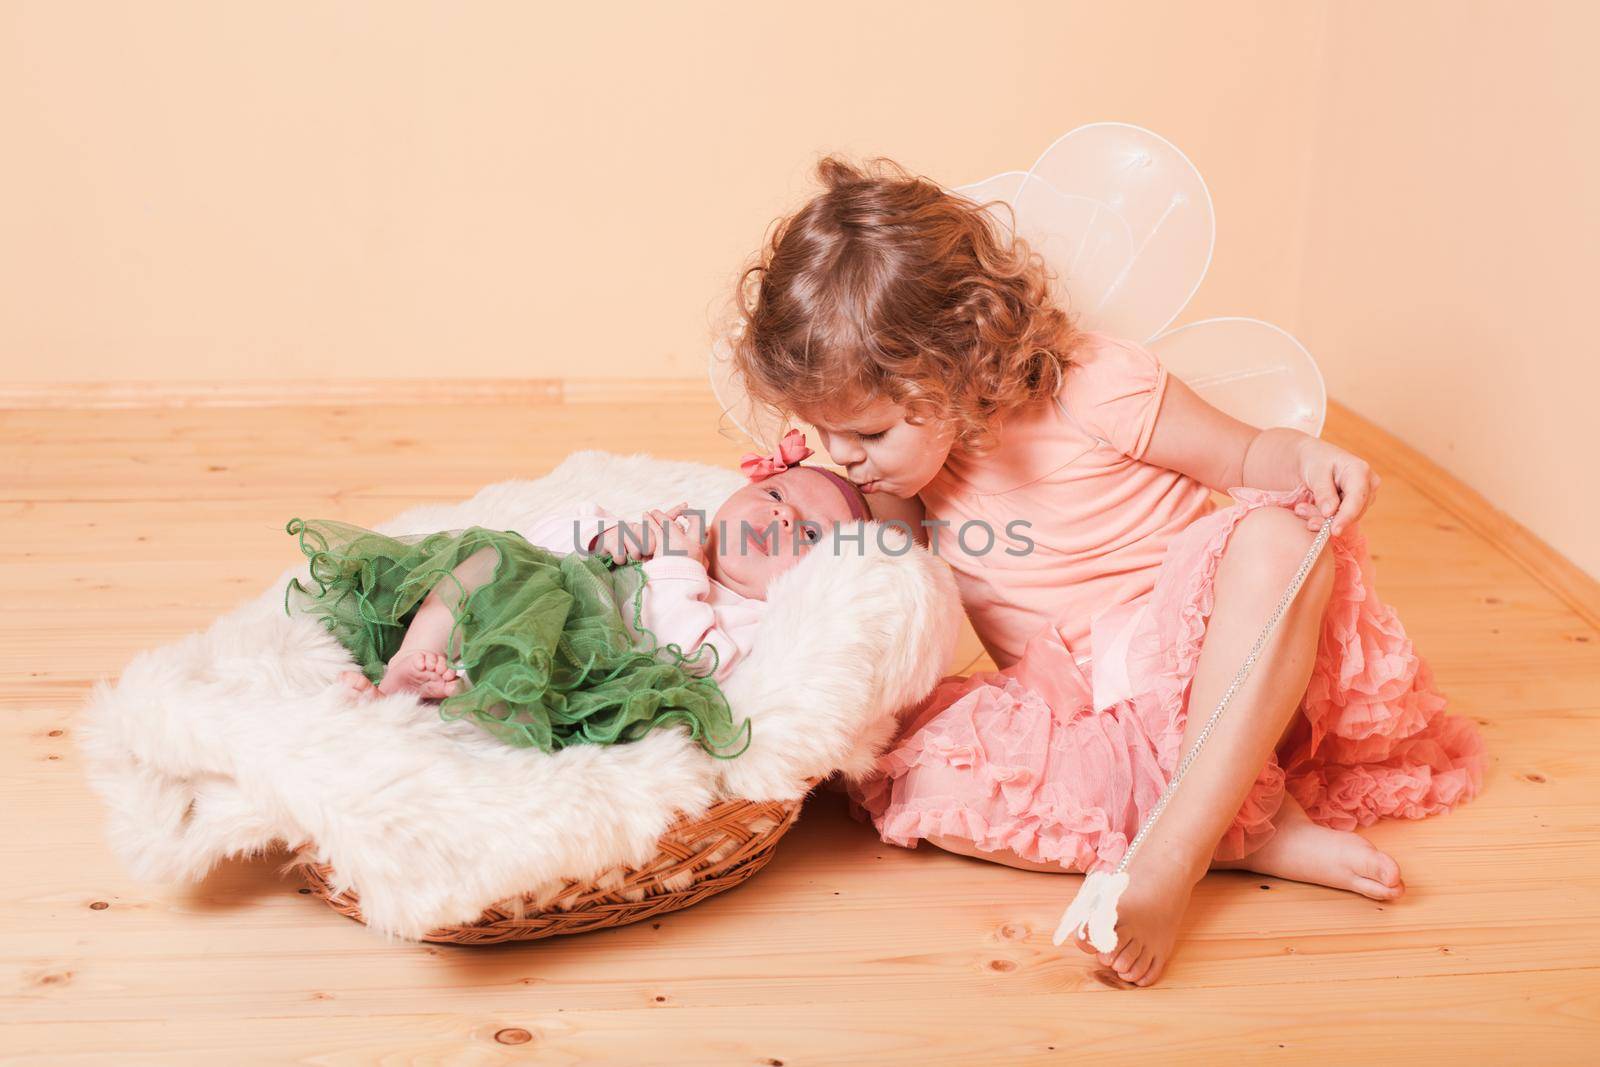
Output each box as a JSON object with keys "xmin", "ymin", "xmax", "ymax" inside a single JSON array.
[
  {"xmin": 1073, "ymin": 799, "xmax": 1405, "ymax": 987},
  {"xmin": 1072, "ymin": 850, "xmax": 1200, "ymax": 987},
  {"xmin": 377, "ymin": 650, "xmax": 464, "ymax": 699},
  {"xmin": 339, "ymin": 670, "xmax": 378, "ymax": 701},
  {"xmin": 1218, "ymin": 797, "xmax": 1404, "ymax": 901}
]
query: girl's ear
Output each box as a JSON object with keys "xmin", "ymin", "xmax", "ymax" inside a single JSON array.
[{"xmin": 899, "ymin": 392, "xmax": 940, "ymax": 428}]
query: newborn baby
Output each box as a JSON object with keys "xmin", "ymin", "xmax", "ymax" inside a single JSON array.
[{"xmin": 284, "ymin": 432, "xmax": 868, "ymax": 754}]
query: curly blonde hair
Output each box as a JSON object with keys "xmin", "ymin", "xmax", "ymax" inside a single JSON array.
[{"xmin": 728, "ymin": 154, "xmax": 1082, "ymax": 452}]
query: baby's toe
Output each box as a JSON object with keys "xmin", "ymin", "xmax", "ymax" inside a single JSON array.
[
  {"xmin": 418, "ymin": 676, "xmax": 464, "ymax": 699},
  {"xmin": 338, "ymin": 672, "xmax": 377, "ymax": 700}
]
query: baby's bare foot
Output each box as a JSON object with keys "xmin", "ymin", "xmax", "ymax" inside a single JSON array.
[
  {"xmin": 339, "ymin": 670, "xmax": 378, "ymax": 701},
  {"xmin": 1220, "ymin": 801, "xmax": 1404, "ymax": 901},
  {"xmin": 377, "ymin": 650, "xmax": 464, "ymax": 699},
  {"xmin": 1073, "ymin": 851, "xmax": 1198, "ymax": 987}
]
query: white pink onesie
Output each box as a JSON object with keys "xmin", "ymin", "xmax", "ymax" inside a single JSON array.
[{"xmin": 523, "ymin": 502, "xmax": 764, "ymax": 684}]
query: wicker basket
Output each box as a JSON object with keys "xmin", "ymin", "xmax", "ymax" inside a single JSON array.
[{"xmin": 296, "ymin": 785, "xmax": 813, "ymax": 945}]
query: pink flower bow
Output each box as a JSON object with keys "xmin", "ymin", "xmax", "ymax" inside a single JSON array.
[{"xmin": 740, "ymin": 428, "xmax": 814, "ymax": 481}]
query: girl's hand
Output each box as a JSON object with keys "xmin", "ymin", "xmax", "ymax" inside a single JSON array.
[{"xmin": 1293, "ymin": 438, "xmax": 1381, "ymax": 536}]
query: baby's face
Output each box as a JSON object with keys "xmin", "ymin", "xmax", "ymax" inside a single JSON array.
[
  {"xmin": 707, "ymin": 467, "xmax": 858, "ymax": 599},
  {"xmin": 800, "ymin": 395, "xmax": 957, "ymax": 499}
]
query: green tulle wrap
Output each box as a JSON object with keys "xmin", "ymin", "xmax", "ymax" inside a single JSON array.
[{"xmin": 281, "ymin": 517, "xmax": 750, "ymax": 759}]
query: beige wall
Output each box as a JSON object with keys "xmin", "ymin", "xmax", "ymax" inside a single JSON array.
[
  {"xmin": 1297, "ymin": 0, "xmax": 1600, "ymax": 577},
  {"xmin": 0, "ymin": 0, "xmax": 1323, "ymax": 382},
  {"xmin": 2, "ymin": 2, "xmax": 1593, "ymax": 574}
]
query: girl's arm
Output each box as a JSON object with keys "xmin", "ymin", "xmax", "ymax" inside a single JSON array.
[{"xmin": 1141, "ymin": 376, "xmax": 1380, "ymax": 535}]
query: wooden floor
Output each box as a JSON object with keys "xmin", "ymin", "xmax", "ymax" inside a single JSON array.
[{"xmin": 4, "ymin": 385, "xmax": 1598, "ymax": 1064}]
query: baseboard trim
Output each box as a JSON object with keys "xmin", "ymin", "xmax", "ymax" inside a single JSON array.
[
  {"xmin": 0, "ymin": 377, "xmax": 715, "ymax": 409},
  {"xmin": 1325, "ymin": 404, "xmax": 1600, "ymax": 631},
  {"xmin": 5, "ymin": 377, "xmax": 1593, "ymax": 627}
]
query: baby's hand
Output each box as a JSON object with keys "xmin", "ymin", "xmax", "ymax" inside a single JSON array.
[
  {"xmin": 593, "ymin": 503, "xmax": 698, "ymax": 564},
  {"xmin": 1292, "ymin": 438, "xmax": 1381, "ymax": 536},
  {"xmin": 592, "ymin": 515, "xmax": 658, "ymax": 564},
  {"xmin": 644, "ymin": 506, "xmax": 708, "ymax": 567}
]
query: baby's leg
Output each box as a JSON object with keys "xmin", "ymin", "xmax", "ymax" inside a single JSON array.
[
  {"xmin": 1084, "ymin": 506, "xmax": 1344, "ymax": 987},
  {"xmin": 376, "ymin": 545, "xmax": 501, "ymax": 698}
]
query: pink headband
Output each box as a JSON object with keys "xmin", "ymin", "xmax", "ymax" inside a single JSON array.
[{"xmin": 740, "ymin": 429, "xmax": 871, "ymax": 523}]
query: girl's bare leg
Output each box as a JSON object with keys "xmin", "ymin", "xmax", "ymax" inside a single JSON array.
[
  {"xmin": 929, "ymin": 794, "xmax": 1400, "ymax": 894},
  {"xmin": 1212, "ymin": 793, "xmax": 1401, "ymax": 899},
  {"xmin": 344, "ymin": 546, "xmax": 502, "ymax": 700},
  {"xmin": 1069, "ymin": 507, "xmax": 1329, "ymax": 982},
  {"xmin": 924, "ymin": 834, "xmax": 1075, "ymax": 874},
  {"xmin": 1073, "ymin": 506, "xmax": 1402, "ymax": 986}
]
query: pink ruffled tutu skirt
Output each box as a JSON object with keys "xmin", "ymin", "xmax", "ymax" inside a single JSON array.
[{"xmin": 847, "ymin": 487, "xmax": 1486, "ymax": 870}]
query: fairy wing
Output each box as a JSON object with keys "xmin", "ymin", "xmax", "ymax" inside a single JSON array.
[
  {"xmin": 960, "ymin": 124, "xmax": 1212, "ymax": 342},
  {"xmin": 956, "ymin": 123, "xmax": 1325, "ymax": 435},
  {"xmin": 1146, "ymin": 317, "xmax": 1325, "ymax": 436}
]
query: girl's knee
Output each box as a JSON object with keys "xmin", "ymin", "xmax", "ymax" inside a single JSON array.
[
  {"xmin": 1231, "ymin": 507, "xmax": 1315, "ymax": 563},
  {"xmin": 1224, "ymin": 507, "xmax": 1334, "ymax": 604}
]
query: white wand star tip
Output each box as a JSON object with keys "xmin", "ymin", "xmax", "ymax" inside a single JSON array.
[{"xmin": 1055, "ymin": 870, "xmax": 1130, "ymax": 955}]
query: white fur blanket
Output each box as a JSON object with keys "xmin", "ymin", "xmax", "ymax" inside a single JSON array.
[{"xmin": 79, "ymin": 451, "xmax": 960, "ymax": 939}]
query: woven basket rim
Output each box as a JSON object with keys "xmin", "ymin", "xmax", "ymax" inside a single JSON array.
[{"xmin": 299, "ymin": 777, "xmax": 821, "ymax": 944}]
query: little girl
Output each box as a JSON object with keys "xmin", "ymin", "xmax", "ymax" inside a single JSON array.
[
  {"xmin": 284, "ymin": 434, "xmax": 868, "ymax": 755},
  {"xmin": 728, "ymin": 156, "xmax": 1485, "ymax": 986}
]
